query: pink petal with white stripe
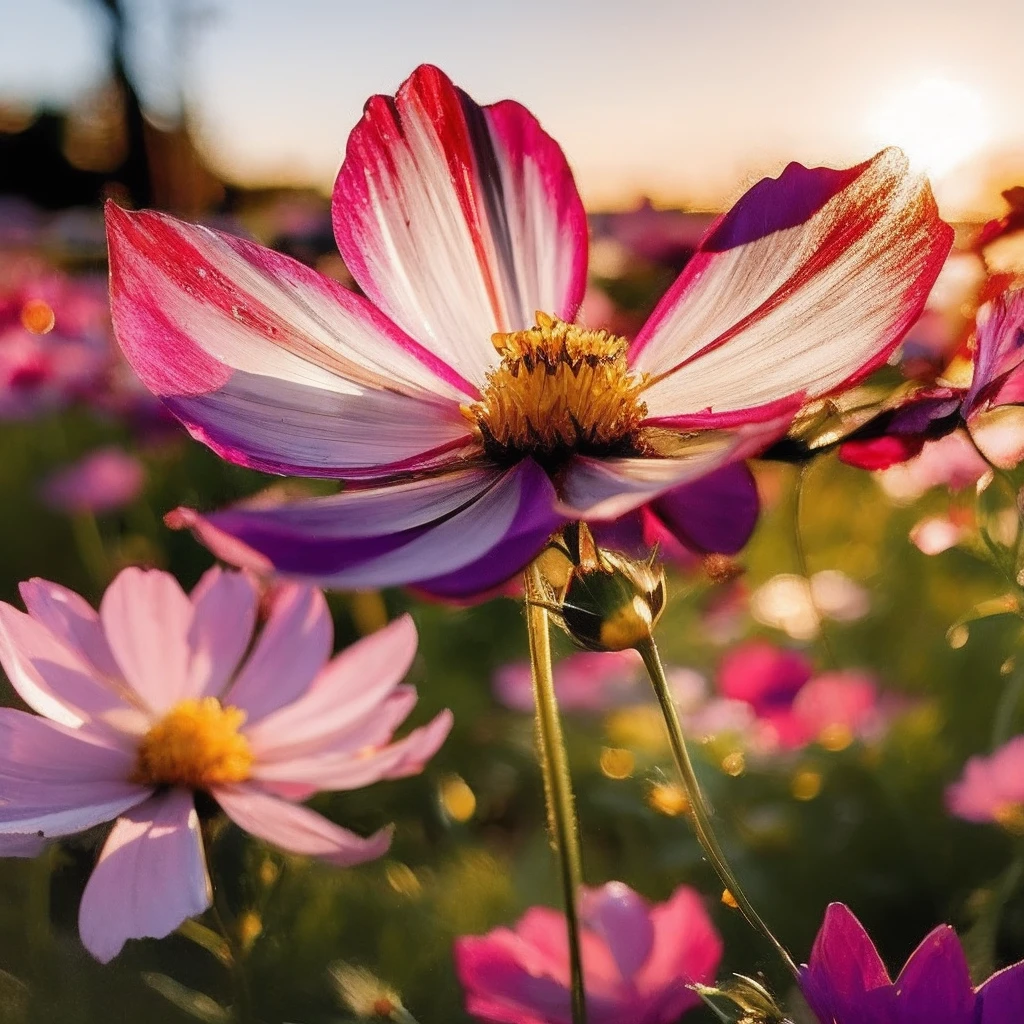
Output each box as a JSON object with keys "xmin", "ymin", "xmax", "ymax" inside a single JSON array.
[
  {"xmin": 99, "ymin": 567, "xmax": 193, "ymax": 714},
  {"xmin": 106, "ymin": 204, "xmax": 474, "ymax": 479},
  {"xmin": 245, "ymin": 614, "xmax": 417, "ymax": 759},
  {"xmin": 78, "ymin": 790, "xmax": 210, "ymax": 963},
  {"xmin": 631, "ymin": 150, "xmax": 952, "ymax": 417},
  {"xmin": 213, "ymin": 784, "xmax": 392, "ymax": 866},
  {"xmin": 333, "ymin": 64, "xmax": 587, "ymax": 385},
  {"xmin": 221, "ymin": 584, "xmax": 332, "ymax": 725},
  {"xmin": 186, "ymin": 567, "xmax": 258, "ymax": 699}
]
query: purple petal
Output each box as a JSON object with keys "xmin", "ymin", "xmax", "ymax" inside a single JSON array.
[
  {"xmin": 893, "ymin": 926, "xmax": 974, "ymax": 1024},
  {"xmin": 801, "ymin": 903, "xmax": 894, "ymax": 1024},
  {"xmin": 977, "ymin": 960, "xmax": 1024, "ymax": 1024},
  {"xmin": 579, "ymin": 882, "xmax": 654, "ymax": 982},
  {"xmin": 649, "ymin": 462, "xmax": 759, "ymax": 555},
  {"xmin": 78, "ymin": 790, "xmax": 211, "ymax": 963}
]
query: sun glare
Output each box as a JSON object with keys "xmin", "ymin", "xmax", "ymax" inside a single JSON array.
[{"xmin": 866, "ymin": 77, "xmax": 993, "ymax": 179}]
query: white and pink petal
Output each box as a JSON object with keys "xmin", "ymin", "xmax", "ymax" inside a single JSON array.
[
  {"xmin": 631, "ymin": 149, "xmax": 953, "ymax": 417},
  {"xmin": 333, "ymin": 64, "xmax": 587, "ymax": 385},
  {"xmin": 106, "ymin": 204, "xmax": 474, "ymax": 479}
]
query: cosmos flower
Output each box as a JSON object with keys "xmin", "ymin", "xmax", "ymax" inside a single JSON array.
[
  {"xmin": 716, "ymin": 641, "xmax": 895, "ymax": 752},
  {"xmin": 801, "ymin": 902, "xmax": 1024, "ymax": 1023},
  {"xmin": 454, "ymin": 882, "xmax": 722, "ymax": 1024},
  {"xmin": 946, "ymin": 736, "xmax": 1024, "ymax": 834},
  {"xmin": 39, "ymin": 446, "xmax": 145, "ymax": 515},
  {"xmin": 841, "ymin": 288, "xmax": 1024, "ymax": 471},
  {"xmin": 106, "ymin": 65, "xmax": 951, "ymax": 599},
  {"xmin": 493, "ymin": 649, "xmax": 642, "ymax": 713},
  {"xmin": 0, "ymin": 567, "xmax": 451, "ymax": 962}
]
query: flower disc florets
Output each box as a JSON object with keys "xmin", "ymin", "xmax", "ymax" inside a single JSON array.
[
  {"xmin": 464, "ymin": 312, "xmax": 649, "ymax": 466},
  {"xmin": 131, "ymin": 697, "xmax": 253, "ymax": 789}
]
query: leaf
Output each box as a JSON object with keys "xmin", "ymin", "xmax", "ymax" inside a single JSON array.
[{"xmin": 142, "ymin": 973, "xmax": 230, "ymax": 1023}]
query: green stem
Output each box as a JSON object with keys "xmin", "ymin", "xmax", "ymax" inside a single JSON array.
[
  {"xmin": 992, "ymin": 660, "xmax": 1024, "ymax": 751},
  {"xmin": 637, "ymin": 636, "xmax": 799, "ymax": 978},
  {"xmin": 525, "ymin": 563, "xmax": 588, "ymax": 1024},
  {"xmin": 70, "ymin": 512, "xmax": 110, "ymax": 589}
]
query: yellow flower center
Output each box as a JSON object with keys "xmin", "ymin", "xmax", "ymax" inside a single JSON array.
[
  {"xmin": 131, "ymin": 697, "xmax": 253, "ymax": 789},
  {"xmin": 463, "ymin": 312, "xmax": 649, "ymax": 465}
]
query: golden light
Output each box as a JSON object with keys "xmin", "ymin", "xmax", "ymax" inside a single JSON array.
[{"xmin": 866, "ymin": 77, "xmax": 993, "ymax": 179}]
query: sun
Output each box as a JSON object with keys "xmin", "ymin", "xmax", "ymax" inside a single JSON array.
[{"xmin": 865, "ymin": 77, "xmax": 993, "ymax": 179}]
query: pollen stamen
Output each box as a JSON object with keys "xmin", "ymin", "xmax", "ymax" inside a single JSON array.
[
  {"xmin": 464, "ymin": 312, "xmax": 648, "ymax": 464},
  {"xmin": 131, "ymin": 696, "xmax": 253, "ymax": 790}
]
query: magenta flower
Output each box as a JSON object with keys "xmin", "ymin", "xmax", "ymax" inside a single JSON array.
[
  {"xmin": 842, "ymin": 287, "xmax": 1024, "ymax": 471},
  {"xmin": 801, "ymin": 902, "xmax": 1024, "ymax": 1023},
  {"xmin": 39, "ymin": 446, "xmax": 145, "ymax": 514},
  {"xmin": 946, "ymin": 737, "xmax": 1024, "ymax": 831},
  {"xmin": 105, "ymin": 65, "xmax": 951, "ymax": 599},
  {"xmin": 455, "ymin": 882, "xmax": 722, "ymax": 1024},
  {"xmin": 717, "ymin": 641, "xmax": 894, "ymax": 751},
  {"xmin": 0, "ymin": 567, "xmax": 451, "ymax": 962},
  {"xmin": 493, "ymin": 650, "xmax": 642, "ymax": 713}
]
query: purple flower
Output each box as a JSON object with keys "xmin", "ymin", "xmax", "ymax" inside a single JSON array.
[
  {"xmin": 801, "ymin": 902, "xmax": 1024, "ymax": 1023},
  {"xmin": 455, "ymin": 882, "xmax": 722, "ymax": 1024},
  {"xmin": 106, "ymin": 65, "xmax": 950, "ymax": 599},
  {"xmin": 39, "ymin": 446, "xmax": 145, "ymax": 514}
]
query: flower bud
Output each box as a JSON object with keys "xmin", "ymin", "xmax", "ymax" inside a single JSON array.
[{"xmin": 554, "ymin": 525, "xmax": 666, "ymax": 652}]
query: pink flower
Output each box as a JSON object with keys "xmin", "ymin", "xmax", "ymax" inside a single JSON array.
[
  {"xmin": 455, "ymin": 882, "xmax": 722, "ymax": 1024},
  {"xmin": 39, "ymin": 446, "xmax": 145, "ymax": 514},
  {"xmin": 105, "ymin": 65, "xmax": 951, "ymax": 599},
  {"xmin": 0, "ymin": 567, "xmax": 451, "ymax": 962},
  {"xmin": 493, "ymin": 650, "xmax": 642, "ymax": 713},
  {"xmin": 717, "ymin": 641, "xmax": 896, "ymax": 752},
  {"xmin": 946, "ymin": 737, "xmax": 1024, "ymax": 831},
  {"xmin": 842, "ymin": 287, "xmax": 1024, "ymax": 472},
  {"xmin": 877, "ymin": 431, "xmax": 989, "ymax": 501}
]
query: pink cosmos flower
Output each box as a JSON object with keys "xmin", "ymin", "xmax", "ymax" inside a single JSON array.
[
  {"xmin": 454, "ymin": 882, "xmax": 722, "ymax": 1024},
  {"xmin": 39, "ymin": 446, "xmax": 145, "ymax": 514},
  {"xmin": 0, "ymin": 567, "xmax": 451, "ymax": 962},
  {"xmin": 946, "ymin": 737, "xmax": 1024, "ymax": 831},
  {"xmin": 717, "ymin": 641, "xmax": 895, "ymax": 751},
  {"xmin": 801, "ymin": 902, "xmax": 1024, "ymax": 1024},
  {"xmin": 105, "ymin": 66, "xmax": 951, "ymax": 599},
  {"xmin": 493, "ymin": 650, "xmax": 642, "ymax": 713}
]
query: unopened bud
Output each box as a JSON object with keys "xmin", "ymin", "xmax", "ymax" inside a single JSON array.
[{"xmin": 559, "ymin": 543, "xmax": 666, "ymax": 652}]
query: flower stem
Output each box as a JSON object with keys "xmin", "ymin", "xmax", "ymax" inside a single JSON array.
[
  {"xmin": 636, "ymin": 636, "xmax": 799, "ymax": 978},
  {"xmin": 525, "ymin": 562, "xmax": 588, "ymax": 1024}
]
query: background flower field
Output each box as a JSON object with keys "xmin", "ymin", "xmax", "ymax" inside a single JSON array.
[{"xmin": 5, "ymin": 1, "xmax": 1024, "ymax": 1021}]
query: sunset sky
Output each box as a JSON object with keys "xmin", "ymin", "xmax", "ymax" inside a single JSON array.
[{"xmin": 4, "ymin": 0, "xmax": 1024, "ymax": 215}]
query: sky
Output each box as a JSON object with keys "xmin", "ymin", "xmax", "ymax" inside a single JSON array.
[{"xmin": 3, "ymin": 0, "xmax": 1024, "ymax": 215}]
